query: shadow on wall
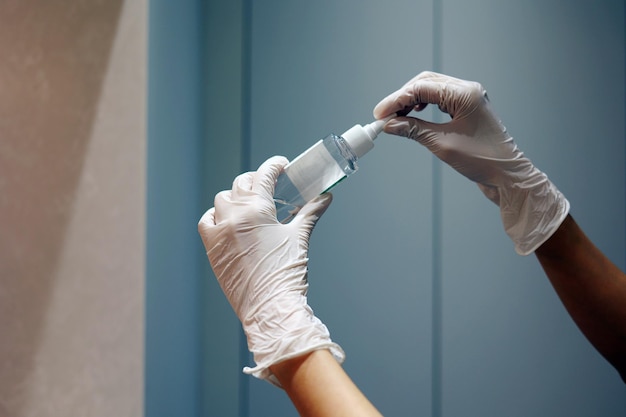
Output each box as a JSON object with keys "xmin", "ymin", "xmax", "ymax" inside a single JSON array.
[{"xmin": 0, "ymin": 0, "xmax": 123, "ymax": 414}]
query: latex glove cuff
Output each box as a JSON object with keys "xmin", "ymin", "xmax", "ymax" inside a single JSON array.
[
  {"xmin": 480, "ymin": 167, "xmax": 570, "ymax": 255},
  {"xmin": 242, "ymin": 294, "xmax": 345, "ymax": 387}
]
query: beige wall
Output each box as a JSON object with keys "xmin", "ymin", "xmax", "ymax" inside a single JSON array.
[{"xmin": 0, "ymin": 1, "xmax": 146, "ymax": 416}]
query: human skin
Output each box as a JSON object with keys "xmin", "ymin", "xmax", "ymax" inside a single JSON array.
[
  {"xmin": 270, "ymin": 349, "xmax": 384, "ymax": 417},
  {"xmin": 535, "ymin": 214, "xmax": 626, "ymax": 382},
  {"xmin": 269, "ymin": 215, "xmax": 626, "ymax": 417}
]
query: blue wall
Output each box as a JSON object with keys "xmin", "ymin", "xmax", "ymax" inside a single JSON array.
[
  {"xmin": 146, "ymin": 1, "xmax": 205, "ymax": 416},
  {"xmin": 440, "ymin": 2, "xmax": 625, "ymax": 415},
  {"xmin": 148, "ymin": 0, "xmax": 626, "ymax": 416}
]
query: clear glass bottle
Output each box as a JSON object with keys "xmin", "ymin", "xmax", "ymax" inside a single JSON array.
[{"xmin": 274, "ymin": 118, "xmax": 389, "ymax": 223}]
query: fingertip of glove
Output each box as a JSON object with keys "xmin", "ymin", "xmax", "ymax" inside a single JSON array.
[
  {"xmin": 198, "ymin": 207, "xmax": 216, "ymax": 230},
  {"xmin": 384, "ymin": 117, "xmax": 414, "ymax": 137},
  {"xmin": 311, "ymin": 193, "xmax": 333, "ymax": 212},
  {"xmin": 372, "ymin": 104, "xmax": 385, "ymax": 119},
  {"xmin": 257, "ymin": 156, "xmax": 289, "ymax": 179},
  {"xmin": 373, "ymin": 99, "xmax": 395, "ymax": 120},
  {"xmin": 294, "ymin": 193, "xmax": 333, "ymax": 222},
  {"xmin": 316, "ymin": 192, "xmax": 333, "ymax": 203},
  {"xmin": 265, "ymin": 155, "xmax": 289, "ymax": 169},
  {"xmin": 254, "ymin": 156, "xmax": 290, "ymax": 197}
]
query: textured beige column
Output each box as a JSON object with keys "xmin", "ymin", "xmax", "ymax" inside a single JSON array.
[{"xmin": 0, "ymin": 1, "xmax": 146, "ymax": 416}]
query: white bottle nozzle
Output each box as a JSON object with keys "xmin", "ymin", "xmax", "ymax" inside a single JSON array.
[
  {"xmin": 363, "ymin": 116, "xmax": 393, "ymax": 140},
  {"xmin": 341, "ymin": 115, "xmax": 394, "ymax": 158}
]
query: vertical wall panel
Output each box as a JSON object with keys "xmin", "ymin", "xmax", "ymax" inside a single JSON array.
[
  {"xmin": 248, "ymin": 1, "xmax": 434, "ymax": 416},
  {"xmin": 203, "ymin": 1, "xmax": 248, "ymax": 416},
  {"xmin": 199, "ymin": 1, "xmax": 625, "ymax": 416},
  {"xmin": 440, "ymin": 1, "xmax": 626, "ymax": 416},
  {"xmin": 146, "ymin": 0, "xmax": 204, "ymax": 415}
]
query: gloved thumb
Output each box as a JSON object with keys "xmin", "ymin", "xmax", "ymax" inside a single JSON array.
[
  {"xmin": 384, "ymin": 116, "xmax": 443, "ymax": 153},
  {"xmin": 291, "ymin": 193, "xmax": 333, "ymax": 239}
]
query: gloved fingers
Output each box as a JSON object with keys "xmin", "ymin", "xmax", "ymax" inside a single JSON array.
[
  {"xmin": 400, "ymin": 70, "xmax": 454, "ymax": 88},
  {"xmin": 212, "ymin": 189, "xmax": 232, "ymax": 224},
  {"xmin": 394, "ymin": 102, "xmax": 427, "ymax": 117},
  {"xmin": 384, "ymin": 116, "xmax": 420, "ymax": 139},
  {"xmin": 231, "ymin": 171, "xmax": 254, "ymax": 199},
  {"xmin": 197, "ymin": 207, "xmax": 217, "ymax": 248},
  {"xmin": 374, "ymin": 72, "xmax": 484, "ymax": 120},
  {"xmin": 198, "ymin": 206, "xmax": 216, "ymax": 229},
  {"xmin": 374, "ymin": 79, "xmax": 450, "ymax": 119},
  {"xmin": 253, "ymin": 155, "xmax": 289, "ymax": 201},
  {"xmin": 384, "ymin": 116, "xmax": 445, "ymax": 152},
  {"xmin": 291, "ymin": 193, "xmax": 333, "ymax": 239},
  {"xmin": 374, "ymin": 71, "xmax": 450, "ymax": 119}
]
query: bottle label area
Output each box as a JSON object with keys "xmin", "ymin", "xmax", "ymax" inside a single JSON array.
[
  {"xmin": 273, "ymin": 135, "xmax": 358, "ymax": 223},
  {"xmin": 283, "ymin": 138, "xmax": 348, "ymax": 201}
]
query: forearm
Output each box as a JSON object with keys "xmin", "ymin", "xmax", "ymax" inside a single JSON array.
[
  {"xmin": 535, "ymin": 214, "xmax": 626, "ymax": 381},
  {"xmin": 270, "ymin": 349, "xmax": 384, "ymax": 417}
]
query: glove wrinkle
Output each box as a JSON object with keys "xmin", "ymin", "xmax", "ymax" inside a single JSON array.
[
  {"xmin": 375, "ymin": 71, "xmax": 570, "ymax": 255},
  {"xmin": 199, "ymin": 156, "xmax": 341, "ymax": 387}
]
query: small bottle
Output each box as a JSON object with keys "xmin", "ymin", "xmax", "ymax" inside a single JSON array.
[{"xmin": 274, "ymin": 117, "xmax": 390, "ymax": 223}]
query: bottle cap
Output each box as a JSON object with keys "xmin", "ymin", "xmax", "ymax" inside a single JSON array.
[{"xmin": 341, "ymin": 116, "xmax": 393, "ymax": 158}]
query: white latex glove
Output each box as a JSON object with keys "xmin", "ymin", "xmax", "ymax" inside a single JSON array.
[
  {"xmin": 374, "ymin": 71, "xmax": 569, "ymax": 255},
  {"xmin": 198, "ymin": 155, "xmax": 344, "ymax": 386}
]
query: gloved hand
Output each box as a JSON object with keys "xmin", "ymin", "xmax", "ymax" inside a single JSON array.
[
  {"xmin": 198, "ymin": 155, "xmax": 344, "ymax": 386},
  {"xmin": 374, "ymin": 71, "xmax": 569, "ymax": 255}
]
